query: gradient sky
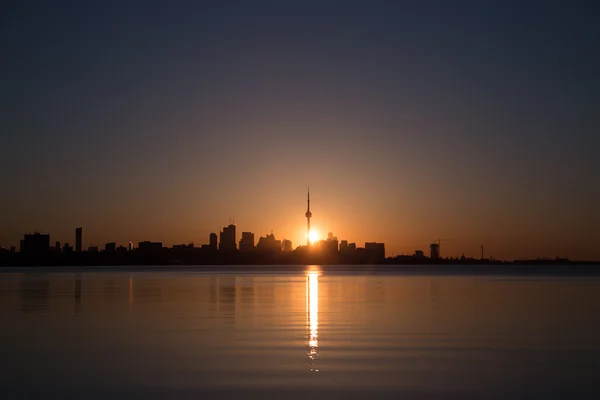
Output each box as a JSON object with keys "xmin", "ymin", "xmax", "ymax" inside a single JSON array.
[{"xmin": 1, "ymin": 0, "xmax": 599, "ymax": 260}]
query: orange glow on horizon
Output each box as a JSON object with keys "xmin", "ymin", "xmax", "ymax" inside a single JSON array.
[{"xmin": 308, "ymin": 230, "xmax": 319, "ymax": 244}]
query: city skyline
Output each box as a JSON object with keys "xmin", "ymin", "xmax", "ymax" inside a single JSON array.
[
  {"xmin": 3, "ymin": 187, "xmax": 597, "ymax": 262},
  {"xmin": 1, "ymin": 1, "xmax": 599, "ymax": 261}
]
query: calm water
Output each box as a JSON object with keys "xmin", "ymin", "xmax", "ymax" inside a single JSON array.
[{"xmin": 1, "ymin": 266, "xmax": 600, "ymax": 399}]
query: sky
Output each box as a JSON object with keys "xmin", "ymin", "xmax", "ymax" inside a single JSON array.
[{"xmin": 1, "ymin": 0, "xmax": 599, "ymax": 260}]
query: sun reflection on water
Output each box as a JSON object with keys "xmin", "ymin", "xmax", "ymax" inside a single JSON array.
[{"xmin": 306, "ymin": 268, "xmax": 320, "ymax": 372}]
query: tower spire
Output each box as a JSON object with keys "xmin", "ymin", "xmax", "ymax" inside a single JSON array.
[{"xmin": 305, "ymin": 187, "xmax": 312, "ymax": 246}]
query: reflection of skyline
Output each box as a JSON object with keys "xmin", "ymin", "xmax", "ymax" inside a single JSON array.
[
  {"xmin": 19, "ymin": 276, "xmax": 50, "ymax": 313},
  {"xmin": 128, "ymin": 275, "xmax": 132, "ymax": 312},
  {"xmin": 74, "ymin": 274, "xmax": 81, "ymax": 314},
  {"xmin": 306, "ymin": 272, "xmax": 319, "ymax": 372}
]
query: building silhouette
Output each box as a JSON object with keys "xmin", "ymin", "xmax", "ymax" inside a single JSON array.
[
  {"xmin": 138, "ymin": 241, "xmax": 163, "ymax": 253},
  {"xmin": 305, "ymin": 189, "xmax": 312, "ymax": 246},
  {"xmin": 21, "ymin": 233, "xmax": 50, "ymax": 255},
  {"xmin": 282, "ymin": 239, "xmax": 292, "ymax": 252},
  {"xmin": 340, "ymin": 240, "xmax": 349, "ymax": 253},
  {"xmin": 105, "ymin": 242, "xmax": 116, "ymax": 252},
  {"xmin": 209, "ymin": 233, "xmax": 218, "ymax": 249},
  {"xmin": 365, "ymin": 242, "xmax": 385, "ymax": 262},
  {"xmin": 257, "ymin": 232, "xmax": 281, "ymax": 253},
  {"xmin": 75, "ymin": 227, "xmax": 82, "ymax": 253},
  {"xmin": 239, "ymin": 232, "xmax": 255, "ymax": 252},
  {"xmin": 219, "ymin": 224, "xmax": 236, "ymax": 251},
  {"xmin": 430, "ymin": 243, "xmax": 440, "ymax": 259},
  {"xmin": 325, "ymin": 232, "xmax": 339, "ymax": 253}
]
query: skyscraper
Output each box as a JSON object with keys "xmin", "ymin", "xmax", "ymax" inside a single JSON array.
[
  {"xmin": 365, "ymin": 242, "xmax": 385, "ymax": 262},
  {"xmin": 21, "ymin": 233, "xmax": 50, "ymax": 255},
  {"xmin": 239, "ymin": 232, "xmax": 255, "ymax": 252},
  {"xmin": 256, "ymin": 232, "xmax": 281, "ymax": 253},
  {"xmin": 430, "ymin": 243, "xmax": 440, "ymax": 259},
  {"xmin": 209, "ymin": 233, "xmax": 218, "ymax": 249},
  {"xmin": 219, "ymin": 224, "xmax": 236, "ymax": 251},
  {"xmin": 305, "ymin": 189, "xmax": 312, "ymax": 246},
  {"xmin": 282, "ymin": 239, "xmax": 293, "ymax": 252},
  {"xmin": 75, "ymin": 227, "xmax": 82, "ymax": 253}
]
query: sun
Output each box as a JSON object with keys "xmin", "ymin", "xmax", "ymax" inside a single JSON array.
[{"xmin": 308, "ymin": 230, "xmax": 319, "ymax": 244}]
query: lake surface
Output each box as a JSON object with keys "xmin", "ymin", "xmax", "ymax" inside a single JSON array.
[{"xmin": 1, "ymin": 266, "xmax": 600, "ymax": 399}]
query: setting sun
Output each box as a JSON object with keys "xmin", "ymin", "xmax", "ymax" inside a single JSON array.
[{"xmin": 308, "ymin": 230, "xmax": 319, "ymax": 244}]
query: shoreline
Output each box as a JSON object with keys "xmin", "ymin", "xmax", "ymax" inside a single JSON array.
[{"xmin": 1, "ymin": 264, "xmax": 599, "ymax": 276}]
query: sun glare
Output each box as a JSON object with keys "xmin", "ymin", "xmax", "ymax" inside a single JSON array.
[{"xmin": 308, "ymin": 230, "xmax": 319, "ymax": 244}]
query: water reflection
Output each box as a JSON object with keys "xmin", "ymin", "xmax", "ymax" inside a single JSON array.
[
  {"xmin": 19, "ymin": 276, "xmax": 50, "ymax": 313},
  {"xmin": 306, "ymin": 270, "xmax": 319, "ymax": 372},
  {"xmin": 128, "ymin": 275, "xmax": 133, "ymax": 312},
  {"xmin": 74, "ymin": 274, "xmax": 82, "ymax": 314}
]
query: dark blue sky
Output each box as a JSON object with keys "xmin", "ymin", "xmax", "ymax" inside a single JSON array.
[{"xmin": 1, "ymin": 0, "xmax": 599, "ymax": 259}]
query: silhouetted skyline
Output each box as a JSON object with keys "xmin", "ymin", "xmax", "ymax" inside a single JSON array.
[{"xmin": 1, "ymin": 1, "xmax": 599, "ymax": 260}]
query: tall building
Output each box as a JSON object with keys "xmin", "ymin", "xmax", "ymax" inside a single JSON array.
[
  {"xmin": 239, "ymin": 232, "xmax": 255, "ymax": 252},
  {"xmin": 257, "ymin": 233, "xmax": 281, "ymax": 253},
  {"xmin": 21, "ymin": 233, "xmax": 50, "ymax": 255},
  {"xmin": 128, "ymin": 241, "xmax": 134, "ymax": 251},
  {"xmin": 75, "ymin": 227, "xmax": 83, "ymax": 253},
  {"xmin": 138, "ymin": 241, "xmax": 163, "ymax": 253},
  {"xmin": 340, "ymin": 240, "xmax": 348, "ymax": 252},
  {"xmin": 325, "ymin": 233, "xmax": 338, "ymax": 253},
  {"xmin": 209, "ymin": 233, "xmax": 218, "ymax": 249},
  {"xmin": 105, "ymin": 242, "xmax": 116, "ymax": 252},
  {"xmin": 282, "ymin": 239, "xmax": 292, "ymax": 252},
  {"xmin": 430, "ymin": 243, "xmax": 440, "ymax": 259},
  {"xmin": 365, "ymin": 242, "xmax": 385, "ymax": 262},
  {"xmin": 219, "ymin": 224, "xmax": 236, "ymax": 251},
  {"xmin": 305, "ymin": 189, "xmax": 312, "ymax": 246}
]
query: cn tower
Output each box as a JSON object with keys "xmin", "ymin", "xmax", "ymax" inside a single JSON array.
[{"xmin": 305, "ymin": 188, "xmax": 312, "ymax": 246}]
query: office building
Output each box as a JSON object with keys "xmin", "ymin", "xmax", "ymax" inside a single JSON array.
[
  {"xmin": 325, "ymin": 233, "xmax": 338, "ymax": 253},
  {"xmin": 209, "ymin": 233, "xmax": 218, "ymax": 249},
  {"xmin": 365, "ymin": 242, "xmax": 385, "ymax": 262},
  {"xmin": 340, "ymin": 240, "xmax": 348, "ymax": 252},
  {"xmin": 282, "ymin": 239, "xmax": 292, "ymax": 252},
  {"xmin": 430, "ymin": 243, "xmax": 440, "ymax": 259},
  {"xmin": 105, "ymin": 242, "xmax": 116, "ymax": 252},
  {"xmin": 239, "ymin": 232, "xmax": 255, "ymax": 252},
  {"xmin": 138, "ymin": 241, "xmax": 163, "ymax": 253},
  {"xmin": 21, "ymin": 233, "xmax": 50, "ymax": 255},
  {"xmin": 219, "ymin": 224, "xmax": 236, "ymax": 251},
  {"xmin": 75, "ymin": 227, "xmax": 83, "ymax": 253},
  {"xmin": 257, "ymin": 233, "xmax": 281, "ymax": 253}
]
